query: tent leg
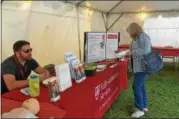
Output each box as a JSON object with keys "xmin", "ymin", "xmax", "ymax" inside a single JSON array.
[
  {"xmin": 76, "ymin": 6, "xmax": 82, "ymax": 61},
  {"xmin": 106, "ymin": 1, "xmax": 123, "ymax": 15},
  {"xmin": 107, "ymin": 13, "xmax": 123, "ymax": 32},
  {"xmin": 101, "ymin": 13, "xmax": 108, "ymax": 31}
]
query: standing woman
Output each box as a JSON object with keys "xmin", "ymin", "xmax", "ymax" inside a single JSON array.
[{"xmin": 126, "ymin": 23, "xmax": 152, "ymax": 118}]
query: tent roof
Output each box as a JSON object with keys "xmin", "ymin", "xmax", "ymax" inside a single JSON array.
[
  {"xmin": 2, "ymin": 1, "xmax": 179, "ymax": 14},
  {"xmin": 68, "ymin": 1, "xmax": 179, "ymax": 14}
]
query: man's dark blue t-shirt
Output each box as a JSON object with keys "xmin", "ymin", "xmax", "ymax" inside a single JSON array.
[{"xmin": 1, "ymin": 55, "xmax": 39, "ymax": 94}]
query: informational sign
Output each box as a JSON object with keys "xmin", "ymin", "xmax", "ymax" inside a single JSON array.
[
  {"xmin": 106, "ymin": 33, "xmax": 120, "ymax": 59},
  {"xmin": 84, "ymin": 32, "xmax": 120, "ymax": 63},
  {"xmin": 85, "ymin": 32, "xmax": 106, "ymax": 63}
]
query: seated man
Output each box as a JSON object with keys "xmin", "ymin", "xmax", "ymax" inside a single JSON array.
[{"xmin": 1, "ymin": 40, "xmax": 50, "ymax": 95}]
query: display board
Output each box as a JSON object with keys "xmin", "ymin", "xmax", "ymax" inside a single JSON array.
[{"xmin": 84, "ymin": 32, "xmax": 120, "ymax": 63}]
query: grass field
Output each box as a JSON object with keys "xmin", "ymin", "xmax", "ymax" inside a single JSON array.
[{"xmin": 104, "ymin": 63, "xmax": 179, "ymax": 118}]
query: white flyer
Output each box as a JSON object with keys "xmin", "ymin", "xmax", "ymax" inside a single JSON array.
[
  {"xmin": 106, "ymin": 33, "xmax": 119, "ymax": 59},
  {"xmin": 55, "ymin": 63, "xmax": 72, "ymax": 92}
]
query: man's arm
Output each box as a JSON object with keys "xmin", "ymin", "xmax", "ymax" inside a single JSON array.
[
  {"xmin": 34, "ymin": 66, "xmax": 50, "ymax": 79},
  {"xmin": 3, "ymin": 73, "xmax": 46, "ymax": 91},
  {"xmin": 34, "ymin": 66, "xmax": 48, "ymax": 74},
  {"xmin": 30, "ymin": 58, "xmax": 50, "ymax": 79},
  {"xmin": 3, "ymin": 74, "xmax": 28, "ymax": 91}
]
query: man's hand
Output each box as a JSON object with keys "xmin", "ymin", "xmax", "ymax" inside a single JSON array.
[
  {"xmin": 44, "ymin": 71, "xmax": 50, "ymax": 79},
  {"xmin": 39, "ymin": 71, "xmax": 50, "ymax": 82},
  {"xmin": 35, "ymin": 66, "xmax": 50, "ymax": 82},
  {"xmin": 39, "ymin": 73, "xmax": 46, "ymax": 82}
]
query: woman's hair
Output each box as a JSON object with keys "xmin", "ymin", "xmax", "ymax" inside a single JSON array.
[{"xmin": 126, "ymin": 23, "xmax": 143, "ymax": 39}]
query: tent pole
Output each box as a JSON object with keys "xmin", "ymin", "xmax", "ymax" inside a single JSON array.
[
  {"xmin": 101, "ymin": 12, "xmax": 108, "ymax": 31},
  {"xmin": 77, "ymin": 4, "xmax": 105, "ymax": 13},
  {"xmin": 76, "ymin": 0, "xmax": 86, "ymax": 6},
  {"xmin": 106, "ymin": 14, "xmax": 108, "ymax": 31},
  {"xmin": 105, "ymin": 1, "xmax": 123, "ymax": 32},
  {"xmin": 111, "ymin": 9, "xmax": 179, "ymax": 14},
  {"xmin": 76, "ymin": 6, "xmax": 82, "ymax": 61},
  {"xmin": 106, "ymin": 1, "xmax": 123, "ymax": 15},
  {"xmin": 107, "ymin": 13, "xmax": 123, "ymax": 32}
]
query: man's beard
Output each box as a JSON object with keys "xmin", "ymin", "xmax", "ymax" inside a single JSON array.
[
  {"xmin": 20, "ymin": 53, "xmax": 32, "ymax": 60},
  {"xmin": 26, "ymin": 56, "xmax": 32, "ymax": 60}
]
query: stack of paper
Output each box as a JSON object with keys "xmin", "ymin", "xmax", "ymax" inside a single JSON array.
[
  {"xmin": 55, "ymin": 63, "xmax": 72, "ymax": 92},
  {"xmin": 71, "ymin": 59, "xmax": 86, "ymax": 83},
  {"xmin": 65, "ymin": 52, "xmax": 86, "ymax": 83},
  {"xmin": 65, "ymin": 52, "xmax": 77, "ymax": 79}
]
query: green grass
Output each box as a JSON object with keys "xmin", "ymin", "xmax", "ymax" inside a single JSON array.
[{"xmin": 104, "ymin": 63, "xmax": 179, "ymax": 118}]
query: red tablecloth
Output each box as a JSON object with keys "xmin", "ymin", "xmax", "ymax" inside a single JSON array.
[
  {"xmin": 119, "ymin": 44, "xmax": 179, "ymax": 57},
  {"xmin": 152, "ymin": 46, "xmax": 179, "ymax": 57},
  {"xmin": 119, "ymin": 44, "xmax": 130, "ymax": 51},
  {"xmin": 2, "ymin": 60, "xmax": 129, "ymax": 118}
]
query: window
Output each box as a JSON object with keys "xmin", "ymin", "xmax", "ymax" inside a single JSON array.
[{"xmin": 143, "ymin": 16, "xmax": 179, "ymax": 48}]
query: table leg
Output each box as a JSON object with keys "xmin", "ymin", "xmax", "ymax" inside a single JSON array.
[
  {"xmin": 176, "ymin": 57, "xmax": 179, "ymax": 71},
  {"xmin": 175, "ymin": 56, "xmax": 179, "ymax": 71},
  {"xmin": 174, "ymin": 57, "xmax": 176, "ymax": 71}
]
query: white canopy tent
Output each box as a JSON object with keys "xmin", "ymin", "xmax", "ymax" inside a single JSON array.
[{"xmin": 1, "ymin": 1, "xmax": 179, "ymax": 65}]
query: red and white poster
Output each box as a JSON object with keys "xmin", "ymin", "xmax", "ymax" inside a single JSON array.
[
  {"xmin": 85, "ymin": 32, "xmax": 106, "ymax": 63},
  {"xmin": 106, "ymin": 33, "xmax": 119, "ymax": 59},
  {"xmin": 85, "ymin": 32, "xmax": 120, "ymax": 62}
]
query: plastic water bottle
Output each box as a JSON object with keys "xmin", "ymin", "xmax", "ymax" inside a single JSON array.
[{"xmin": 29, "ymin": 75, "xmax": 40, "ymax": 97}]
